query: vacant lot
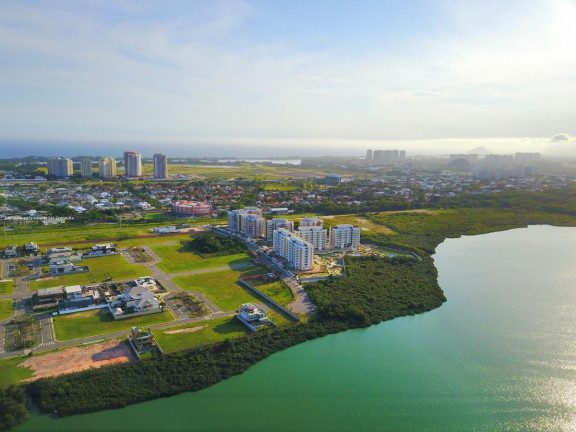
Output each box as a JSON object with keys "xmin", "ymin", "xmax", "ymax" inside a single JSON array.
[
  {"xmin": 54, "ymin": 308, "xmax": 174, "ymax": 341},
  {"xmin": 173, "ymin": 267, "xmax": 268, "ymax": 311},
  {"xmin": 250, "ymin": 279, "xmax": 293, "ymax": 306},
  {"xmin": 20, "ymin": 339, "xmax": 137, "ymax": 380},
  {"xmin": 152, "ymin": 244, "xmax": 251, "ymax": 273},
  {"xmin": 154, "ymin": 315, "xmax": 250, "ymax": 353},
  {"xmin": 0, "ymin": 280, "xmax": 15, "ymax": 295},
  {"xmin": 30, "ymin": 255, "xmax": 151, "ymax": 290},
  {"xmin": 0, "ymin": 299, "xmax": 13, "ymax": 321}
]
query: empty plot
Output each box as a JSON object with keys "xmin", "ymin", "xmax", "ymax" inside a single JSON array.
[
  {"xmin": 0, "ymin": 299, "xmax": 13, "ymax": 321},
  {"xmin": 173, "ymin": 267, "xmax": 268, "ymax": 311},
  {"xmin": 152, "ymin": 244, "xmax": 251, "ymax": 273},
  {"xmin": 0, "ymin": 280, "xmax": 15, "ymax": 295}
]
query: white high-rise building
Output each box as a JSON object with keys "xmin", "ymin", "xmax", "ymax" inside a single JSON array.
[
  {"xmin": 266, "ymin": 219, "xmax": 294, "ymax": 240},
  {"xmin": 299, "ymin": 217, "xmax": 323, "ymax": 228},
  {"xmin": 273, "ymin": 228, "xmax": 313, "ymax": 271},
  {"xmin": 123, "ymin": 151, "xmax": 142, "ymax": 177},
  {"xmin": 47, "ymin": 157, "xmax": 73, "ymax": 178},
  {"xmin": 329, "ymin": 224, "xmax": 361, "ymax": 250},
  {"xmin": 80, "ymin": 159, "xmax": 93, "ymax": 178},
  {"xmin": 153, "ymin": 153, "xmax": 167, "ymax": 178},
  {"xmin": 227, "ymin": 207, "xmax": 262, "ymax": 233},
  {"xmin": 296, "ymin": 226, "xmax": 327, "ymax": 251},
  {"xmin": 243, "ymin": 214, "xmax": 266, "ymax": 238},
  {"xmin": 99, "ymin": 158, "xmax": 117, "ymax": 178}
]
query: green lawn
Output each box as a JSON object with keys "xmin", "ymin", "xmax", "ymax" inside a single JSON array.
[
  {"xmin": 0, "ymin": 357, "xmax": 32, "ymax": 387},
  {"xmin": 30, "ymin": 255, "xmax": 151, "ymax": 290},
  {"xmin": 250, "ymin": 279, "xmax": 294, "ymax": 306},
  {"xmin": 0, "ymin": 299, "xmax": 13, "ymax": 321},
  {"xmin": 173, "ymin": 267, "xmax": 268, "ymax": 311},
  {"xmin": 152, "ymin": 244, "xmax": 251, "ymax": 273},
  {"xmin": 53, "ymin": 308, "xmax": 174, "ymax": 341},
  {"xmin": 154, "ymin": 315, "xmax": 251, "ymax": 353},
  {"xmin": 0, "ymin": 280, "xmax": 15, "ymax": 295}
]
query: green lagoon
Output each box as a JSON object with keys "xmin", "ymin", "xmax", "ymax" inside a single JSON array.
[{"xmin": 17, "ymin": 225, "xmax": 576, "ymax": 431}]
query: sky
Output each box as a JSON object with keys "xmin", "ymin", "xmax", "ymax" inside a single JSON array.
[{"xmin": 0, "ymin": 0, "xmax": 575, "ymax": 157}]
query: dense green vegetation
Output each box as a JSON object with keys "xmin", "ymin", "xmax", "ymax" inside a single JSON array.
[
  {"xmin": 307, "ymin": 256, "xmax": 445, "ymax": 325},
  {"xmin": 188, "ymin": 233, "xmax": 247, "ymax": 256},
  {"xmin": 0, "ymin": 385, "xmax": 28, "ymax": 432}
]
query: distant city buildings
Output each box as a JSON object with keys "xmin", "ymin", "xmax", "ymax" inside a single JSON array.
[
  {"xmin": 329, "ymin": 224, "xmax": 361, "ymax": 250},
  {"xmin": 124, "ymin": 151, "xmax": 142, "ymax": 177},
  {"xmin": 367, "ymin": 149, "xmax": 406, "ymax": 163},
  {"xmin": 326, "ymin": 173, "xmax": 342, "ymax": 185},
  {"xmin": 171, "ymin": 201, "xmax": 212, "ymax": 217},
  {"xmin": 98, "ymin": 157, "xmax": 117, "ymax": 178},
  {"xmin": 80, "ymin": 159, "xmax": 93, "ymax": 178},
  {"xmin": 273, "ymin": 228, "xmax": 314, "ymax": 270},
  {"xmin": 469, "ymin": 153, "xmax": 540, "ymax": 179},
  {"xmin": 47, "ymin": 157, "xmax": 73, "ymax": 178},
  {"xmin": 153, "ymin": 153, "xmax": 168, "ymax": 178}
]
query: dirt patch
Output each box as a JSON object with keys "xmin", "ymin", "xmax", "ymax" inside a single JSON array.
[
  {"xmin": 163, "ymin": 324, "xmax": 208, "ymax": 335},
  {"xmin": 20, "ymin": 340, "xmax": 137, "ymax": 381}
]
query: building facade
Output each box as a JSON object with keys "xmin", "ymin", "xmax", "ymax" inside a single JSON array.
[
  {"xmin": 98, "ymin": 157, "xmax": 117, "ymax": 178},
  {"xmin": 171, "ymin": 201, "xmax": 212, "ymax": 217},
  {"xmin": 242, "ymin": 214, "xmax": 266, "ymax": 238},
  {"xmin": 329, "ymin": 224, "xmax": 361, "ymax": 250},
  {"xmin": 227, "ymin": 207, "xmax": 262, "ymax": 232},
  {"xmin": 80, "ymin": 159, "xmax": 93, "ymax": 178},
  {"xmin": 266, "ymin": 218, "xmax": 294, "ymax": 240},
  {"xmin": 300, "ymin": 216, "xmax": 323, "ymax": 228},
  {"xmin": 296, "ymin": 226, "xmax": 327, "ymax": 251},
  {"xmin": 273, "ymin": 228, "xmax": 314, "ymax": 270},
  {"xmin": 124, "ymin": 151, "xmax": 142, "ymax": 177},
  {"xmin": 153, "ymin": 153, "xmax": 168, "ymax": 178},
  {"xmin": 47, "ymin": 157, "xmax": 73, "ymax": 178}
]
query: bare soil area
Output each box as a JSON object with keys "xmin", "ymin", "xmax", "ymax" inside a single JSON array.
[
  {"xmin": 163, "ymin": 324, "xmax": 208, "ymax": 335},
  {"xmin": 20, "ymin": 340, "xmax": 137, "ymax": 381}
]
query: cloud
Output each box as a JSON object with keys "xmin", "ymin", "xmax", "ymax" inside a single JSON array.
[{"xmin": 550, "ymin": 133, "xmax": 571, "ymax": 142}]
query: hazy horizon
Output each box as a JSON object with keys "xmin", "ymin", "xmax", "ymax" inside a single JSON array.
[{"xmin": 1, "ymin": 1, "xmax": 575, "ymax": 156}]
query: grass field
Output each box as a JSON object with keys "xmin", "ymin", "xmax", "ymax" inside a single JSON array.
[
  {"xmin": 0, "ymin": 280, "xmax": 15, "ymax": 295},
  {"xmin": 250, "ymin": 279, "xmax": 294, "ymax": 306},
  {"xmin": 154, "ymin": 315, "xmax": 251, "ymax": 353},
  {"xmin": 0, "ymin": 357, "xmax": 32, "ymax": 387},
  {"xmin": 152, "ymin": 244, "xmax": 251, "ymax": 273},
  {"xmin": 173, "ymin": 266, "xmax": 268, "ymax": 311},
  {"xmin": 53, "ymin": 308, "xmax": 174, "ymax": 341},
  {"xmin": 0, "ymin": 299, "xmax": 13, "ymax": 321},
  {"xmin": 30, "ymin": 255, "xmax": 151, "ymax": 290}
]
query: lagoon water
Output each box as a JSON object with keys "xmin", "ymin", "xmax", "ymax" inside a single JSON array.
[{"xmin": 18, "ymin": 225, "xmax": 576, "ymax": 431}]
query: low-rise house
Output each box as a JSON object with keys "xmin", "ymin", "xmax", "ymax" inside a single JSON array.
[
  {"xmin": 46, "ymin": 247, "xmax": 73, "ymax": 256},
  {"xmin": 107, "ymin": 284, "xmax": 162, "ymax": 320},
  {"xmin": 83, "ymin": 243, "xmax": 117, "ymax": 258},
  {"xmin": 32, "ymin": 286, "xmax": 65, "ymax": 310},
  {"xmin": 49, "ymin": 262, "xmax": 90, "ymax": 276},
  {"xmin": 236, "ymin": 303, "xmax": 275, "ymax": 332},
  {"xmin": 4, "ymin": 244, "xmax": 18, "ymax": 258},
  {"xmin": 24, "ymin": 242, "xmax": 39, "ymax": 256},
  {"xmin": 47, "ymin": 252, "xmax": 83, "ymax": 265}
]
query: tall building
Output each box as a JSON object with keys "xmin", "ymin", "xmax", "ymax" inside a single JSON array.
[
  {"xmin": 273, "ymin": 228, "xmax": 314, "ymax": 271},
  {"xmin": 80, "ymin": 159, "xmax": 93, "ymax": 178},
  {"xmin": 124, "ymin": 151, "xmax": 142, "ymax": 177},
  {"xmin": 243, "ymin": 214, "xmax": 266, "ymax": 238},
  {"xmin": 325, "ymin": 173, "xmax": 342, "ymax": 185},
  {"xmin": 227, "ymin": 207, "xmax": 262, "ymax": 232},
  {"xmin": 47, "ymin": 157, "xmax": 73, "ymax": 178},
  {"xmin": 296, "ymin": 226, "xmax": 327, "ymax": 251},
  {"xmin": 366, "ymin": 149, "xmax": 373, "ymax": 161},
  {"xmin": 372, "ymin": 150, "xmax": 405, "ymax": 163},
  {"xmin": 300, "ymin": 217, "xmax": 323, "ymax": 228},
  {"xmin": 153, "ymin": 153, "xmax": 168, "ymax": 178},
  {"xmin": 329, "ymin": 224, "xmax": 361, "ymax": 250},
  {"xmin": 99, "ymin": 157, "xmax": 117, "ymax": 178},
  {"xmin": 266, "ymin": 219, "xmax": 294, "ymax": 241}
]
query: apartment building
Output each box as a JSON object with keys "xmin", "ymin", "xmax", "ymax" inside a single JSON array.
[
  {"xmin": 153, "ymin": 153, "xmax": 168, "ymax": 178},
  {"xmin": 329, "ymin": 224, "xmax": 361, "ymax": 250},
  {"xmin": 296, "ymin": 226, "xmax": 327, "ymax": 251},
  {"xmin": 99, "ymin": 157, "xmax": 117, "ymax": 178},
  {"xmin": 266, "ymin": 218, "xmax": 294, "ymax": 240},
  {"xmin": 227, "ymin": 207, "xmax": 262, "ymax": 232},
  {"xmin": 80, "ymin": 159, "xmax": 93, "ymax": 178},
  {"xmin": 273, "ymin": 228, "xmax": 314, "ymax": 271},
  {"xmin": 47, "ymin": 157, "xmax": 73, "ymax": 178}
]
